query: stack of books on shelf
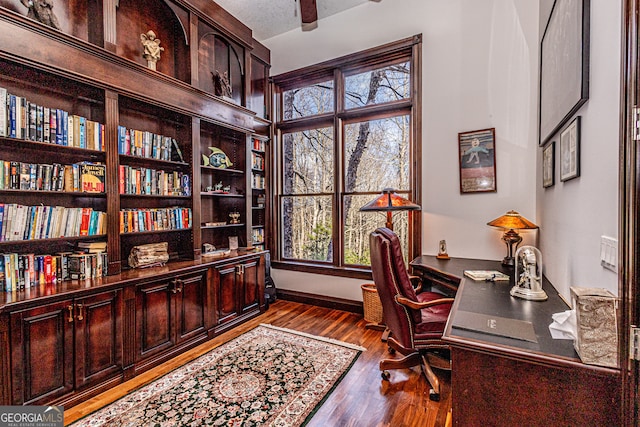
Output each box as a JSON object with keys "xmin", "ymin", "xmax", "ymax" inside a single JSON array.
[
  {"xmin": 117, "ymin": 126, "xmax": 183, "ymax": 162},
  {"xmin": 252, "ymin": 138, "xmax": 266, "ymax": 152},
  {"xmin": 118, "ymin": 165, "xmax": 190, "ymax": 196},
  {"xmin": 0, "ymin": 161, "xmax": 105, "ymax": 193},
  {"xmin": 251, "ymin": 152, "xmax": 264, "ymax": 171},
  {"xmin": 119, "ymin": 207, "xmax": 192, "ymax": 233},
  {"xmin": 0, "ymin": 246, "xmax": 108, "ymax": 291},
  {"xmin": 252, "ymin": 173, "xmax": 265, "ymax": 190},
  {"xmin": 0, "ymin": 87, "xmax": 105, "ymax": 150},
  {"xmin": 0, "ymin": 204, "xmax": 106, "ymax": 241},
  {"xmin": 252, "ymin": 227, "xmax": 264, "ymax": 245}
]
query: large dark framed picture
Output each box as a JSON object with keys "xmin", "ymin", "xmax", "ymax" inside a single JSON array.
[
  {"xmin": 458, "ymin": 128, "xmax": 497, "ymax": 193},
  {"xmin": 539, "ymin": 0, "xmax": 590, "ymax": 146}
]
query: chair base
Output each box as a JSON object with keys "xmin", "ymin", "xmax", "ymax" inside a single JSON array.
[{"xmin": 380, "ymin": 340, "xmax": 451, "ymax": 401}]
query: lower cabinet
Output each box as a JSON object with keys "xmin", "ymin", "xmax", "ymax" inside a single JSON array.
[
  {"xmin": 3, "ymin": 254, "xmax": 266, "ymax": 407},
  {"xmin": 135, "ymin": 269, "xmax": 208, "ymax": 366},
  {"xmin": 212, "ymin": 255, "xmax": 262, "ymax": 327},
  {"xmin": 9, "ymin": 290, "xmax": 123, "ymax": 405}
]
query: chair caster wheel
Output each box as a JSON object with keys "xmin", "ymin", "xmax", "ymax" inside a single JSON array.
[
  {"xmin": 381, "ymin": 371, "xmax": 390, "ymax": 380},
  {"xmin": 429, "ymin": 390, "xmax": 440, "ymax": 402}
]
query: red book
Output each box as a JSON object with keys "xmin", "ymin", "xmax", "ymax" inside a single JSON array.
[
  {"xmin": 79, "ymin": 207, "xmax": 91, "ymax": 236},
  {"xmin": 44, "ymin": 255, "xmax": 53, "ymax": 284},
  {"xmin": 119, "ymin": 165, "xmax": 125, "ymax": 194}
]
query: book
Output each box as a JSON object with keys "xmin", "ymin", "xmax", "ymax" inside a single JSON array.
[
  {"xmin": 463, "ymin": 270, "xmax": 510, "ymax": 281},
  {"xmin": 80, "ymin": 162, "xmax": 106, "ymax": 193},
  {"xmin": 0, "ymin": 87, "xmax": 6, "ymax": 137}
]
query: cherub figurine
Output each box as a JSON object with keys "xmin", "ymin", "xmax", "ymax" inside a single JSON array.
[
  {"xmin": 21, "ymin": 0, "xmax": 61, "ymax": 30},
  {"xmin": 140, "ymin": 30, "xmax": 164, "ymax": 70}
]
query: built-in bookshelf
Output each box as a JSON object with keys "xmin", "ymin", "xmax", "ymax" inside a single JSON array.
[{"xmin": 251, "ymin": 135, "xmax": 268, "ymax": 251}]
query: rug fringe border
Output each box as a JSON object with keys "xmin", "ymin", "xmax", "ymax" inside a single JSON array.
[{"xmin": 259, "ymin": 323, "xmax": 367, "ymax": 352}]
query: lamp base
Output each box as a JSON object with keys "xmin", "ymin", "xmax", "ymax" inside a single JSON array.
[{"xmin": 502, "ymin": 256, "xmax": 515, "ymax": 267}]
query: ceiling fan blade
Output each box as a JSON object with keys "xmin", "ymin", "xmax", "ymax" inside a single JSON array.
[{"xmin": 300, "ymin": 0, "xmax": 318, "ymax": 24}]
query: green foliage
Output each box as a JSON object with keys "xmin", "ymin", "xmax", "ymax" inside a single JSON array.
[{"xmin": 302, "ymin": 223, "xmax": 332, "ymax": 261}]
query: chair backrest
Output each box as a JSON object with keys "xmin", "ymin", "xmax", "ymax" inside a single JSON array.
[{"xmin": 369, "ymin": 227, "xmax": 419, "ymax": 348}]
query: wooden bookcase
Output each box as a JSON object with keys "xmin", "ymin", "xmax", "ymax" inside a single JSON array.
[{"xmin": 0, "ymin": 0, "xmax": 271, "ymax": 408}]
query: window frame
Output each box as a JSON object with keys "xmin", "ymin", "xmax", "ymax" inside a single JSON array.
[{"xmin": 271, "ymin": 35, "xmax": 422, "ymax": 279}]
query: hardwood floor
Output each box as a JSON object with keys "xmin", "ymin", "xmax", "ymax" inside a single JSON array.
[{"xmin": 64, "ymin": 300, "xmax": 452, "ymax": 426}]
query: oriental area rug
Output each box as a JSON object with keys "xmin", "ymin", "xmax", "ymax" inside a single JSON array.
[{"xmin": 69, "ymin": 324, "xmax": 364, "ymax": 427}]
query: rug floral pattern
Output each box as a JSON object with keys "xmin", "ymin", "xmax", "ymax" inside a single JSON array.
[{"xmin": 70, "ymin": 324, "xmax": 363, "ymax": 426}]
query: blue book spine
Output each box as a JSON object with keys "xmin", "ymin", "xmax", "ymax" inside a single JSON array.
[
  {"xmin": 55, "ymin": 109, "xmax": 63, "ymax": 145},
  {"xmin": 9, "ymin": 95, "xmax": 16, "ymax": 138},
  {"xmin": 118, "ymin": 125, "xmax": 125, "ymax": 154},
  {"xmin": 62, "ymin": 110, "xmax": 69, "ymax": 146},
  {"xmin": 0, "ymin": 204, "xmax": 4, "ymax": 242},
  {"xmin": 79, "ymin": 116, "xmax": 86, "ymax": 148},
  {"xmin": 4, "ymin": 254, "xmax": 12, "ymax": 291}
]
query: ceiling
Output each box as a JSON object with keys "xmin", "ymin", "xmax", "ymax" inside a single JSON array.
[{"xmin": 214, "ymin": 0, "xmax": 371, "ymax": 42}]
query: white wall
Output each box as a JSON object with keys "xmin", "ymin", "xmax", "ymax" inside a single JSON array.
[
  {"xmin": 536, "ymin": 0, "xmax": 620, "ymax": 300},
  {"xmin": 266, "ymin": 0, "xmax": 619, "ymax": 302}
]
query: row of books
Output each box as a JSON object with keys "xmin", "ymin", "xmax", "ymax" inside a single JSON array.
[
  {"xmin": 120, "ymin": 207, "xmax": 192, "ymax": 234},
  {"xmin": 251, "ymin": 152, "xmax": 264, "ymax": 171},
  {"xmin": 0, "ymin": 250, "xmax": 108, "ymax": 291},
  {"xmin": 118, "ymin": 126, "xmax": 183, "ymax": 162},
  {"xmin": 0, "ymin": 87, "xmax": 105, "ymax": 150},
  {"xmin": 0, "ymin": 204, "xmax": 106, "ymax": 242},
  {"xmin": 0, "ymin": 161, "xmax": 106, "ymax": 193},
  {"xmin": 252, "ymin": 138, "xmax": 266, "ymax": 152},
  {"xmin": 252, "ymin": 227, "xmax": 264, "ymax": 244},
  {"xmin": 252, "ymin": 173, "xmax": 265, "ymax": 190},
  {"xmin": 119, "ymin": 165, "xmax": 190, "ymax": 196}
]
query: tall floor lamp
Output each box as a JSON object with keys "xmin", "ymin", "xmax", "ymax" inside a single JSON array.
[{"xmin": 359, "ymin": 188, "xmax": 421, "ymax": 230}]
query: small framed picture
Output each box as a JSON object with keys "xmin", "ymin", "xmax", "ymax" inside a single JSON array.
[
  {"xmin": 560, "ymin": 116, "xmax": 581, "ymax": 182},
  {"xmin": 458, "ymin": 128, "xmax": 497, "ymax": 193},
  {"xmin": 542, "ymin": 141, "xmax": 555, "ymax": 188},
  {"xmin": 228, "ymin": 236, "xmax": 239, "ymax": 250}
]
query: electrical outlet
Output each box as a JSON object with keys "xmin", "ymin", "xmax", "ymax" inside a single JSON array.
[{"xmin": 600, "ymin": 236, "xmax": 617, "ymax": 272}]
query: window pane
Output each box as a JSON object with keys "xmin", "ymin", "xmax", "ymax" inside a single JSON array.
[
  {"xmin": 344, "ymin": 62, "xmax": 410, "ymax": 109},
  {"xmin": 344, "ymin": 194, "xmax": 409, "ymax": 266},
  {"xmin": 281, "ymin": 195, "xmax": 333, "ymax": 262},
  {"xmin": 283, "ymin": 128, "xmax": 334, "ymax": 194},
  {"xmin": 344, "ymin": 115, "xmax": 410, "ymax": 193},
  {"xmin": 283, "ymin": 81, "xmax": 334, "ymax": 119}
]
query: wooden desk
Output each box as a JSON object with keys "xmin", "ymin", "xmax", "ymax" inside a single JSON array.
[{"xmin": 410, "ymin": 256, "xmax": 621, "ymax": 426}]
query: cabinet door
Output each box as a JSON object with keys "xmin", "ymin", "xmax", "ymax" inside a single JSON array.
[
  {"xmin": 10, "ymin": 300, "xmax": 74, "ymax": 405},
  {"xmin": 214, "ymin": 263, "xmax": 240, "ymax": 325},
  {"xmin": 175, "ymin": 271, "xmax": 207, "ymax": 343},
  {"xmin": 135, "ymin": 280, "xmax": 176, "ymax": 362},
  {"xmin": 74, "ymin": 290, "xmax": 123, "ymax": 389},
  {"xmin": 241, "ymin": 258, "xmax": 260, "ymax": 314}
]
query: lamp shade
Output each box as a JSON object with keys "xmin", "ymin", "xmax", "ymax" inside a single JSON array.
[
  {"xmin": 487, "ymin": 210, "xmax": 538, "ymax": 230},
  {"xmin": 359, "ymin": 188, "xmax": 421, "ymax": 212}
]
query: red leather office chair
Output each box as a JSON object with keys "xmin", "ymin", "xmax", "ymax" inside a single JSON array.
[{"xmin": 369, "ymin": 227, "xmax": 454, "ymax": 401}]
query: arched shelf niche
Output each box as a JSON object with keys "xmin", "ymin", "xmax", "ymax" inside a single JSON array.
[{"xmin": 198, "ymin": 28, "xmax": 245, "ymax": 107}]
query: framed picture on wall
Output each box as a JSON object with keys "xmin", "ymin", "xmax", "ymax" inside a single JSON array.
[
  {"xmin": 539, "ymin": 0, "xmax": 590, "ymax": 145},
  {"xmin": 542, "ymin": 141, "xmax": 555, "ymax": 188},
  {"xmin": 560, "ymin": 116, "xmax": 581, "ymax": 182},
  {"xmin": 458, "ymin": 128, "xmax": 497, "ymax": 193}
]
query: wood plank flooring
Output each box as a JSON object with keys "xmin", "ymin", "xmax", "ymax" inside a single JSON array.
[{"xmin": 64, "ymin": 300, "xmax": 452, "ymax": 426}]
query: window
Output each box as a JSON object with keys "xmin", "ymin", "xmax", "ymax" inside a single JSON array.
[{"xmin": 272, "ymin": 35, "xmax": 422, "ymax": 277}]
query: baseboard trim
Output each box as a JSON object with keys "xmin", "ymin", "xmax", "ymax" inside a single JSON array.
[{"xmin": 276, "ymin": 289, "xmax": 363, "ymax": 315}]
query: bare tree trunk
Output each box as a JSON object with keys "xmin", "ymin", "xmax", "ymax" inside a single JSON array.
[{"xmin": 282, "ymin": 91, "xmax": 295, "ymax": 258}]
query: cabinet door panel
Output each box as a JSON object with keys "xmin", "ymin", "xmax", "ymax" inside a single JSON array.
[
  {"xmin": 136, "ymin": 281, "xmax": 175, "ymax": 361},
  {"xmin": 215, "ymin": 264, "xmax": 239, "ymax": 324},
  {"xmin": 177, "ymin": 271, "xmax": 206, "ymax": 342},
  {"xmin": 241, "ymin": 259, "xmax": 260, "ymax": 313},
  {"xmin": 75, "ymin": 290, "xmax": 123, "ymax": 389},
  {"xmin": 10, "ymin": 300, "xmax": 74, "ymax": 405}
]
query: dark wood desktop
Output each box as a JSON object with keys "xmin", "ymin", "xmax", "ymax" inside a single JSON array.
[{"xmin": 410, "ymin": 256, "xmax": 621, "ymax": 426}]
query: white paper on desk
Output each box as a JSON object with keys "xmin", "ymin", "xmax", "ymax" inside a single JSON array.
[{"xmin": 548, "ymin": 309, "xmax": 577, "ymax": 340}]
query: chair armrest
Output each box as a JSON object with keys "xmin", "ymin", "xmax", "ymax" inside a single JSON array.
[
  {"xmin": 408, "ymin": 275, "xmax": 424, "ymax": 293},
  {"xmin": 395, "ymin": 295, "xmax": 455, "ymax": 310}
]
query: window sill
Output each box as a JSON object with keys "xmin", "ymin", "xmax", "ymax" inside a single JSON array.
[{"xmin": 271, "ymin": 261, "xmax": 372, "ymax": 281}]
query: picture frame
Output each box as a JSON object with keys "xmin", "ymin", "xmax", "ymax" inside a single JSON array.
[
  {"xmin": 560, "ymin": 116, "xmax": 581, "ymax": 182},
  {"xmin": 542, "ymin": 141, "xmax": 555, "ymax": 188},
  {"xmin": 458, "ymin": 128, "xmax": 497, "ymax": 193},
  {"xmin": 539, "ymin": 0, "xmax": 590, "ymax": 146}
]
